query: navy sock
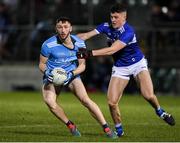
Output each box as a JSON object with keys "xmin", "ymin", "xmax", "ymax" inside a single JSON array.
[
  {"xmin": 156, "ymin": 108, "xmax": 164, "ymax": 117},
  {"xmin": 66, "ymin": 120, "xmax": 74, "ymax": 126},
  {"xmin": 102, "ymin": 124, "xmax": 109, "ymax": 129},
  {"xmin": 102, "ymin": 124, "xmax": 110, "ymax": 133}
]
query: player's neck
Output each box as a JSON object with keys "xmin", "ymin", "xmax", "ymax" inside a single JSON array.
[
  {"xmin": 63, "ymin": 36, "xmax": 71, "ymax": 44},
  {"xmin": 62, "ymin": 36, "xmax": 74, "ymax": 49},
  {"xmin": 58, "ymin": 34, "xmax": 70, "ymax": 43},
  {"xmin": 115, "ymin": 21, "xmax": 126, "ymax": 30}
]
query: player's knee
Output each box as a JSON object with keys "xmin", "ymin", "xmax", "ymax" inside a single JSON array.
[
  {"xmin": 108, "ymin": 100, "xmax": 118, "ymax": 108},
  {"xmin": 43, "ymin": 96, "xmax": 57, "ymax": 110},
  {"xmin": 47, "ymin": 102, "xmax": 58, "ymax": 111},
  {"xmin": 80, "ymin": 96, "xmax": 91, "ymax": 107},
  {"xmin": 144, "ymin": 94, "xmax": 155, "ymax": 101}
]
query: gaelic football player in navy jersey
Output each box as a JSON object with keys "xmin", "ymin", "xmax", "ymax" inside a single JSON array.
[
  {"xmin": 39, "ymin": 17, "xmax": 117, "ymax": 138},
  {"xmin": 77, "ymin": 3, "xmax": 175, "ymax": 137}
]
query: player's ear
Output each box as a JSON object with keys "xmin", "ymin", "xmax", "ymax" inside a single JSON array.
[{"xmin": 123, "ymin": 12, "xmax": 127, "ymax": 20}]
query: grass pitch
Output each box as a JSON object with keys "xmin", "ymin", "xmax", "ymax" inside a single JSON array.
[{"xmin": 0, "ymin": 91, "xmax": 179, "ymax": 142}]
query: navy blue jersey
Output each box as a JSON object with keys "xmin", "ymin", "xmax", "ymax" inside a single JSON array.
[
  {"xmin": 95, "ymin": 22, "xmax": 144, "ymax": 67},
  {"xmin": 41, "ymin": 34, "xmax": 86, "ymax": 72}
]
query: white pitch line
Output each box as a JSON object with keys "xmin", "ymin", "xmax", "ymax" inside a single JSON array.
[
  {"xmin": 0, "ymin": 122, "xmax": 169, "ymax": 129},
  {"xmin": 0, "ymin": 124, "xmax": 55, "ymax": 129}
]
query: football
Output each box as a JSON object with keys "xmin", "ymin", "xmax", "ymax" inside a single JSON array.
[{"xmin": 51, "ymin": 67, "xmax": 67, "ymax": 85}]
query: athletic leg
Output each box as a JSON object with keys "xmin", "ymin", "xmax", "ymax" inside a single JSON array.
[
  {"xmin": 107, "ymin": 76, "xmax": 129, "ymax": 136},
  {"xmin": 42, "ymin": 83, "xmax": 81, "ymax": 136},
  {"xmin": 42, "ymin": 83, "xmax": 69, "ymax": 123},
  {"xmin": 135, "ymin": 70, "xmax": 160, "ymax": 108},
  {"xmin": 135, "ymin": 70, "xmax": 175, "ymax": 126},
  {"xmin": 69, "ymin": 78, "xmax": 117, "ymax": 138}
]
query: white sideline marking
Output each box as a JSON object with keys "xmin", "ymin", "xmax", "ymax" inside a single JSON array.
[
  {"xmin": 0, "ymin": 124, "xmax": 55, "ymax": 129},
  {"xmin": 0, "ymin": 122, "xmax": 167, "ymax": 129}
]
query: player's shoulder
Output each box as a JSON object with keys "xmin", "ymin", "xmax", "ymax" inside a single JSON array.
[
  {"xmin": 42, "ymin": 35, "xmax": 57, "ymax": 48},
  {"xmin": 123, "ymin": 22, "xmax": 135, "ymax": 33},
  {"xmin": 71, "ymin": 34, "xmax": 85, "ymax": 42},
  {"xmin": 71, "ymin": 34, "xmax": 86, "ymax": 48},
  {"xmin": 98, "ymin": 22, "xmax": 110, "ymax": 28},
  {"xmin": 102, "ymin": 22, "xmax": 110, "ymax": 27}
]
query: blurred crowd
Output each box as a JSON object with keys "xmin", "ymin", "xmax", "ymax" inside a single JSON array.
[
  {"xmin": 0, "ymin": 0, "xmax": 180, "ymax": 60},
  {"xmin": 151, "ymin": 0, "xmax": 180, "ymax": 26},
  {"xmin": 0, "ymin": 0, "xmax": 179, "ymax": 93}
]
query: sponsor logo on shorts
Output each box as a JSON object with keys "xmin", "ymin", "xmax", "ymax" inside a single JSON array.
[{"xmin": 132, "ymin": 58, "xmax": 135, "ymax": 61}]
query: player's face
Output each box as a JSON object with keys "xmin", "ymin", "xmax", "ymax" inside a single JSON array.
[
  {"xmin": 110, "ymin": 12, "xmax": 126, "ymax": 29},
  {"xmin": 56, "ymin": 21, "xmax": 72, "ymax": 40}
]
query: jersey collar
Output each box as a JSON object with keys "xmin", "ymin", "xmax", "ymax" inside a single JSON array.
[
  {"xmin": 116, "ymin": 21, "xmax": 126, "ymax": 32},
  {"xmin": 56, "ymin": 34, "xmax": 75, "ymax": 45}
]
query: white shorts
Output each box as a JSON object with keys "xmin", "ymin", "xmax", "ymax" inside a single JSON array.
[{"xmin": 111, "ymin": 58, "xmax": 148, "ymax": 80}]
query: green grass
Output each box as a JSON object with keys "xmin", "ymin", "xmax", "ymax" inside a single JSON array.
[{"xmin": 0, "ymin": 91, "xmax": 179, "ymax": 142}]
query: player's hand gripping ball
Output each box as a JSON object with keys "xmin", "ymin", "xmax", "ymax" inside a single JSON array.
[{"xmin": 51, "ymin": 68, "xmax": 67, "ymax": 85}]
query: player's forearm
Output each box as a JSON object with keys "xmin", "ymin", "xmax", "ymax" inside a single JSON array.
[
  {"xmin": 77, "ymin": 33, "xmax": 88, "ymax": 41},
  {"xmin": 77, "ymin": 30, "xmax": 97, "ymax": 41},
  {"xmin": 72, "ymin": 63, "xmax": 85, "ymax": 76},
  {"xmin": 92, "ymin": 47, "xmax": 115, "ymax": 56}
]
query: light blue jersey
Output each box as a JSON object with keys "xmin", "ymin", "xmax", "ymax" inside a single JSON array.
[
  {"xmin": 41, "ymin": 34, "xmax": 86, "ymax": 72},
  {"xmin": 95, "ymin": 22, "xmax": 144, "ymax": 67}
]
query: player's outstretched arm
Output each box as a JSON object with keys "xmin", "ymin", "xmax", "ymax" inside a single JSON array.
[
  {"xmin": 92, "ymin": 40, "xmax": 126, "ymax": 56},
  {"xmin": 77, "ymin": 30, "xmax": 97, "ymax": 41},
  {"xmin": 77, "ymin": 40, "xmax": 126, "ymax": 59}
]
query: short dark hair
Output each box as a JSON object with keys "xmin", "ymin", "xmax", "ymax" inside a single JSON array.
[
  {"xmin": 110, "ymin": 3, "xmax": 127, "ymax": 13},
  {"xmin": 56, "ymin": 16, "xmax": 72, "ymax": 25}
]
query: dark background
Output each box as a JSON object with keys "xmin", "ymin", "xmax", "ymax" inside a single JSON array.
[{"xmin": 0, "ymin": 0, "xmax": 180, "ymax": 94}]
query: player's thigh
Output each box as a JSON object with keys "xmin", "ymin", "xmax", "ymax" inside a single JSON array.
[
  {"xmin": 54, "ymin": 85, "xmax": 63, "ymax": 95},
  {"xmin": 69, "ymin": 78, "xmax": 89, "ymax": 101},
  {"xmin": 135, "ymin": 70, "xmax": 154, "ymax": 97},
  {"xmin": 107, "ymin": 76, "xmax": 129, "ymax": 104},
  {"xmin": 42, "ymin": 83, "xmax": 61, "ymax": 102}
]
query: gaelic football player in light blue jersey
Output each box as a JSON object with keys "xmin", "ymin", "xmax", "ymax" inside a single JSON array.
[
  {"xmin": 39, "ymin": 17, "xmax": 117, "ymax": 138},
  {"xmin": 77, "ymin": 3, "xmax": 175, "ymax": 137}
]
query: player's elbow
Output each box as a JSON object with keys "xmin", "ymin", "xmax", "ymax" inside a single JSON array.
[
  {"xmin": 107, "ymin": 45, "xmax": 122, "ymax": 55},
  {"xmin": 39, "ymin": 63, "xmax": 42, "ymax": 71},
  {"xmin": 109, "ymin": 51, "xmax": 115, "ymax": 55},
  {"xmin": 39, "ymin": 63, "xmax": 45, "ymax": 73},
  {"xmin": 82, "ymin": 61, "xmax": 86, "ymax": 72},
  {"xmin": 107, "ymin": 49, "xmax": 116, "ymax": 55},
  {"xmin": 82, "ymin": 65, "xmax": 86, "ymax": 72}
]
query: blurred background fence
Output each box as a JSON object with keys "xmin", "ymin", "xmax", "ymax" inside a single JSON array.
[{"xmin": 0, "ymin": 0, "xmax": 180, "ymax": 94}]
